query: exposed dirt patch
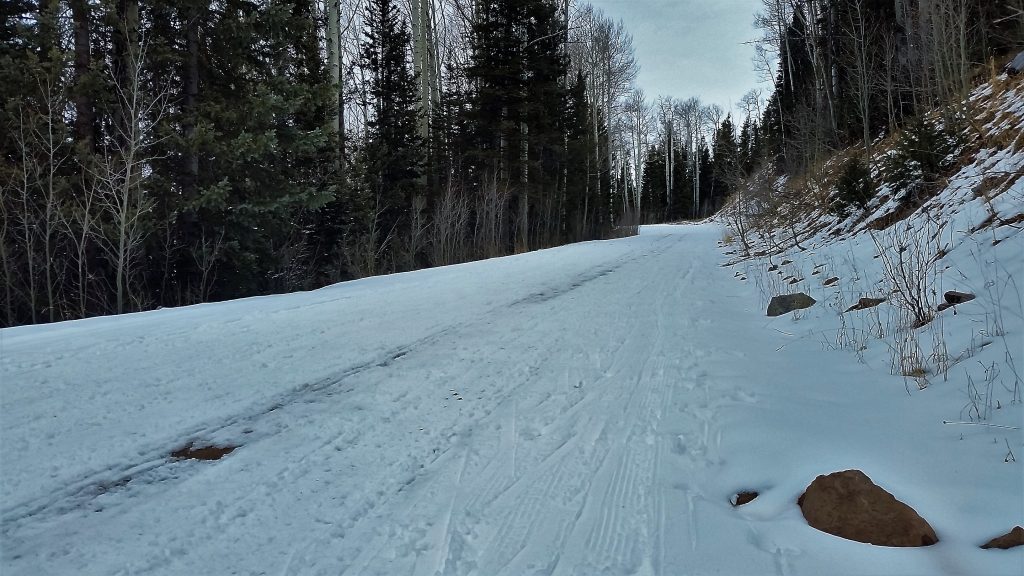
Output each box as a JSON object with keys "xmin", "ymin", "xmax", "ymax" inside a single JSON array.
[
  {"xmin": 998, "ymin": 212, "xmax": 1024, "ymax": 228},
  {"xmin": 732, "ymin": 491, "xmax": 759, "ymax": 506},
  {"xmin": 171, "ymin": 443, "xmax": 238, "ymax": 461}
]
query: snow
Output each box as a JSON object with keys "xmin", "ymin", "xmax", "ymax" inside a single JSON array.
[{"xmin": 2, "ymin": 220, "xmax": 1022, "ymax": 575}]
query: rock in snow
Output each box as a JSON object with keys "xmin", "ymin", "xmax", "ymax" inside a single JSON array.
[
  {"xmin": 767, "ymin": 293, "xmax": 817, "ymax": 316},
  {"xmin": 845, "ymin": 297, "xmax": 886, "ymax": 312},
  {"xmin": 981, "ymin": 526, "xmax": 1024, "ymax": 550},
  {"xmin": 798, "ymin": 470, "xmax": 938, "ymax": 547},
  {"xmin": 938, "ymin": 290, "xmax": 976, "ymax": 312}
]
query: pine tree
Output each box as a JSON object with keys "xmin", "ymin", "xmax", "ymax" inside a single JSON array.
[
  {"xmin": 695, "ymin": 138, "xmax": 713, "ymax": 217},
  {"xmin": 639, "ymin": 145, "xmax": 666, "ymax": 222},
  {"xmin": 356, "ymin": 0, "xmax": 424, "ymax": 270},
  {"xmin": 467, "ymin": 0, "xmax": 568, "ymax": 251},
  {"xmin": 710, "ymin": 115, "xmax": 738, "ymax": 212},
  {"xmin": 669, "ymin": 144, "xmax": 692, "ymax": 221},
  {"xmin": 564, "ymin": 71, "xmax": 592, "ymax": 241}
]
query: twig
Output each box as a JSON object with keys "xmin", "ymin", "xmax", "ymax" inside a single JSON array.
[{"xmin": 941, "ymin": 420, "xmax": 1019, "ymax": 430}]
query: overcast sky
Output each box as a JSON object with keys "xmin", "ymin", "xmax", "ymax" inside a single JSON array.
[{"xmin": 585, "ymin": 0, "xmax": 769, "ymax": 116}]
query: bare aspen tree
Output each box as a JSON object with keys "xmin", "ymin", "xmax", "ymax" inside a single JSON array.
[
  {"xmin": 802, "ymin": 0, "xmax": 837, "ymax": 140},
  {"xmin": 657, "ymin": 96, "xmax": 675, "ymax": 214},
  {"xmin": 675, "ymin": 97, "xmax": 702, "ymax": 216},
  {"xmin": 430, "ymin": 181, "xmax": 469, "ymax": 266},
  {"xmin": 62, "ymin": 172, "xmax": 98, "ymax": 318},
  {"xmin": 0, "ymin": 198, "xmax": 13, "ymax": 326},
  {"xmin": 32, "ymin": 75, "xmax": 71, "ymax": 322},
  {"xmin": 569, "ymin": 6, "xmax": 638, "ymax": 223},
  {"xmin": 880, "ymin": 26, "xmax": 902, "ymax": 132},
  {"xmin": 409, "ymin": 0, "xmax": 439, "ymax": 138},
  {"xmin": 93, "ymin": 40, "xmax": 169, "ymax": 314},
  {"xmin": 739, "ymin": 89, "xmax": 762, "ymax": 123},
  {"xmin": 12, "ymin": 110, "xmax": 40, "ymax": 324},
  {"xmin": 844, "ymin": 0, "xmax": 878, "ymax": 153},
  {"xmin": 625, "ymin": 88, "xmax": 649, "ymax": 197}
]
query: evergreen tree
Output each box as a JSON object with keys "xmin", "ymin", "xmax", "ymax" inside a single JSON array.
[
  {"xmin": 695, "ymin": 138, "xmax": 713, "ymax": 217},
  {"xmin": 737, "ymin": 116, "xmax": 756, "ymax": 176},
  {"xmin": 710, "ymin": 115, "xmax": 738, "ymax": 211},
  {"xmin": 639, "ymin": 145, "xmax": 666, "ymax": 222},
  {"xmin": 668, "ymin": 144, "xmax": 692, "ymax": 221},
  {"xmin": 356, "ymin": 0, "xmax": 424, "ymax": 270},
  {"xmin": 761, "ymin": 6, "xmax": 814, "ymax": 169},
  {"xmin": 564, "ymin": 71, "xmax": 594, "ymax": 241},
  {"xmin": 467, "ymin": 0, "xmax": 568, "ymax": 251}
]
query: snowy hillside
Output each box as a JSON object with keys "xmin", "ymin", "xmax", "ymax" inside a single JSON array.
[{"xmin": 3, "ymin": 208, "xmax": 1022, "ymax": 574}]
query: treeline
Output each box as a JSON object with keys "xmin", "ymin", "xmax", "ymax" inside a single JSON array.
[
  {"xmin": 754, "ymin": 0, "xmax": 1022, "ymax": 176},
  {"xmin": 634, "ymin": 0, "xmax": 1024, "ymax": 239},
  {"xmin": 1, "ymin": 0, "xmax": 665, "ymax": 327}
]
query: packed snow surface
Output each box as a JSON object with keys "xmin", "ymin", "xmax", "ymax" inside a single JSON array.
[{"xmin": 2, "ymin": 223, "xmax": 1021, "ymax": 575}]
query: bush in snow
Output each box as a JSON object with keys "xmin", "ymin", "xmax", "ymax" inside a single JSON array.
[
  {"xmin": 882, "ymin": 117, "xmax": 962, "ymax": 201},
  {"xmin": 832, "ymin": 155, "xmax": 874, "ymax": 218}
]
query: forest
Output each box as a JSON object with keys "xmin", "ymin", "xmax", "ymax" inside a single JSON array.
[{"xmin": 2, "ymin": 0, "xmax": 1022, "ymax": 327}]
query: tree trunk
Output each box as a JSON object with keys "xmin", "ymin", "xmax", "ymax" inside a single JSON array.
[
  {"xmin": 70, "ymin": 0, "xmax": 94, "ymax": 153},
  {"xmin": 184, "ymin": 4, "xmax": 200, "ymax": 191},
  {"xmin": 326, "ymin": 0, "xmax": 341, "ymax": 146},
  {"xmin": 518, "ymin": 120, "xmax": 529, "ymax": 252},
  {"xmin": 113, "ymin": 0, "xmax": 140, "ymax": 149}
]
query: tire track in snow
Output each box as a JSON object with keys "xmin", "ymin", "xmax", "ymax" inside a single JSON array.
[
  {"xmin": 7, "ymin": 230, "xmax": 763, "ymax": 576},
  {"xmin": 0, "ymin": 324, "xmax": 461, "ymax": 538},
  {"xmin": 10, "ymin": 232, "xmax": 666, "ymax": 524},
  {"xmin": 2, "ymin": 244, "xmax": 652, "ymax": 541}
]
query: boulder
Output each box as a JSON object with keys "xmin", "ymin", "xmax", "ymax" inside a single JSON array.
[
  {"xmin": 938, "ymin": 291, "xmax": 976, "ymax": 312},
  {"xmin": 943, "ymin": 291, "xmax": 975, "ymax": 305},
  {"xmin": 845, "ymin": 297, "xmax": 886, "ymax": 312},
  {"xmin": 798, "ymin": 470, "xmax": 938, "ymax": 547},
  {"xmin": 823, "ymin": 276, "xmax": 840, "ymax": 286},
  {"xmin": 981, "ymin": 526, "xmax": 1024, "ymax": 550},
  {"xmin": 767, "ymin": 293, "xmax": 816, "ymax": 316}
]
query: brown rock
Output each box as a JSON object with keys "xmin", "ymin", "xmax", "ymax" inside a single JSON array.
[
  {"xmin": 845, "ymin": 297, "xmax": 886, "ymax": 312},
  {"xmin": 798, "ymin": 470, "xmax": 938, "ymax": 547},
  {"xmin": 981, "ymin": 526, "xmax": 1024, "ymax": 550},
  {"xmin": 823, "ymin": 276, "xmax": 840, "ymax": 287}
]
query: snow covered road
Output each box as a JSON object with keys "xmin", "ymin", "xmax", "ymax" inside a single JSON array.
[{"xmin": 2, "ymin": 223, "xmax": 1021, "ymax": 575}]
